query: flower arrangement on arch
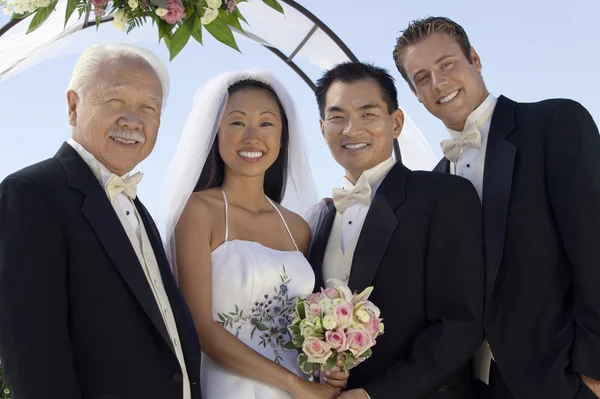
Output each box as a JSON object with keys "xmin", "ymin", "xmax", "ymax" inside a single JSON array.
[
  {"xmin": 0, "ymin": 0, "xmax": 284, "ymax": 59},
  {"xmin": 285, "ymin": 279, "xmax": 385, "ymax": 376}
]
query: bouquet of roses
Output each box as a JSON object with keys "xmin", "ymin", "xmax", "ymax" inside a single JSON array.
[{"xmin": 284, "ymin": 279, "xmax": 384, "ymax": 376}]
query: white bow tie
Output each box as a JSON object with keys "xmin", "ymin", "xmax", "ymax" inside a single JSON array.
[
  {"xmin": 440, "ymin": 129, "xmax": 482, "ymax": 163},
  {"xmin": 332, "ymin": 175, "xmax": 371, "ymax": 213},
  {"xmin": 105, "ymin": 172, "xmax": 143, "ymax": 201}
]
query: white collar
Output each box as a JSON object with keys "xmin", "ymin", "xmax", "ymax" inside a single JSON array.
[
  {"xmin": 67, "ymin": 138, "xmax": 131, "ymax": 186},
  {"xmin": 342, "ymin": 157, "xmax": 396, "ymax": 196},
  {"xmin": 447, "ymin": 93, "xmax": 498, "ymax": 140}
]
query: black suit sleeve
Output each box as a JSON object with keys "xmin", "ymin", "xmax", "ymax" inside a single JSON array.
[
  {"xmin": 364, "ymin": 177, "xmax": 485, "ymax": 398},
  {"xmin": 0, "ymin": 176, "xmax": 82, "ymax": 398},
  {"xmin": 545, "ymin": 101, "xmax": 600, "ymax": 380}
]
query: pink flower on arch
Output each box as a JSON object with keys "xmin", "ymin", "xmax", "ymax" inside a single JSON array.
[{"xmin": 161, "ymin": 0, "xmax": 185, "ymax": 25}]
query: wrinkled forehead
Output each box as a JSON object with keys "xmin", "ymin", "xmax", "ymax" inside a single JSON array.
[
  {"xmin": 91, "ymin": 57, "xmax": 163, "ymax": 101},
  {"xmin": 96, "ymin": 82, "xmax": 162, "ymax": 103}
]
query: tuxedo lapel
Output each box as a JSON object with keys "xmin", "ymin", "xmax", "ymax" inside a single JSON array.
[
  {"xmin": 434, "ymin": 157, "xmax": 450, "ymax": 174},
  {"xmin": 308, "ymin": 199, "xmax": 336, "ymax": 291},
  {"xmin": 348, "ymin": 163, "xmax": 407, "ymax": 292},
  {"xmin": 482, "ymin": 96, "xmax": 517, "ymax": 296},
  {"xmin": 54, "ymin": 143, "xmax": 173, "ymax": 350},
  {"xmin": 135, "ymin": 200, "xmax": 202, "ymax": 359}
]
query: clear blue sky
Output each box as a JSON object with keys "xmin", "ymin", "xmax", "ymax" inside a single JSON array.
[{"xmin": 1, "ymin": 0, "xmax": 598, "ymax": 221}]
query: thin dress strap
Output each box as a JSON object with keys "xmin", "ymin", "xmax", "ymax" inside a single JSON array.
[
  {"xmin": 266, "ymin": 197, "xmax": 299, "ymax": 252},
  {"xmin": 221, "ymin": 187, "xmax": 229, "ymax": 241}
]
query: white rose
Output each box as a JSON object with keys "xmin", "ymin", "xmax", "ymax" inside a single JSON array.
[
  {"xmin": 200, "ymin": 7, "xmax": 218, "ymax": 25},
  {"xmin": 2, "ymin": 6, "xmax": 11, "ymax": 15},
  {"xmin": 155, "ymin": 7, "xmax": 168, "ymax": 17},
  {"xmin": 112, "ymin": 9, "xmax": 128, "ymax": 32},
  {"xmin": 322, "ymin": 315, "xmax": 338, "ymax": 331},
  {"xmin": 206, "ymin": 0, "xmax": 221, "ymax": 9},
  {"xmin": 128, "ymin": 0, "xmax": 138, "ymax": 9}
]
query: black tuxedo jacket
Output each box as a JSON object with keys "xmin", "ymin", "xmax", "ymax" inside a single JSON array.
[
  {"xmin": 309, "ymin": 163, "xmax": 485, "ymax": 398},
  {"xmin": 434, "ymin": 96, "xmax": 600, "ymax": 399},
  {"xmin": 0, "ymin": 143, "xmax": 201, "ymax": 399}
]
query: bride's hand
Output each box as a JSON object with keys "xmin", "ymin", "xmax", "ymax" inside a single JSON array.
[
  {"xmin": 315, "ymin": 356, "xmax": 348, "ymax": 389},
  {"xmin": 289, "ymin": 378, "xmax": 340, "ymax": 399}
]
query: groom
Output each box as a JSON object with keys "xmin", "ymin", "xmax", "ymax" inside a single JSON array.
[
  {"xmin": 394, "ymin": 16, "xmax": 600, "ymax": 399},
  {"xmin": 309, "ymin": 62, "xmax": 485, "ymax": 398},
  {"xmin": 0, "ymin": 44, "xmax": 201, "ymax": 398}
]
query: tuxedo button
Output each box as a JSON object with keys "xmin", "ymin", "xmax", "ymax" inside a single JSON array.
[
  {"xmin": 172, "ymin": 373, "xmax": 183, "ymax": 383},
  {"xmin": 342, "ymin": 273, "xmax": 349, "ymax": 281}
]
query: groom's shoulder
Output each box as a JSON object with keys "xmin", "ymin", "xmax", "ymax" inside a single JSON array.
[
  {"xmin": 406, "ymin": 170, "xmax": 478, "ymax": 201},
  {"xmin": 514, "ymin": 97, "xmax": 585, "ymax": 120},
  {"xmin": 1, "ymin": 157, "xmax": 64, "ymax": 192}
]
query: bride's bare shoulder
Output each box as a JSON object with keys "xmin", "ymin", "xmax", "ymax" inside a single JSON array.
[
  {"xmin": 278, "ymin": 206, "xmax": 311, "ymax": 254},
  {"xmin": 178, "ymin": 188, "xmax": 224, "ymax": 225}
]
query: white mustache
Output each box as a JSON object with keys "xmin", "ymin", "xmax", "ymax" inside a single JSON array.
[{"xmin": 108, "ymin": 128, "xmax": 145, "ymax": 144}]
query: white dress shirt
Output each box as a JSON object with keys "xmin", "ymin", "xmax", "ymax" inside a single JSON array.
[
  {"xmin": 445, "ymin": 95, "xmax": 498, "ymax": 384},
  {"xmin": 339, "ymin": 157, "xmax": 396, "ymax": 251},
  {"xmin": 446, "ymin": 94, "xmax": 498, "ymax": 200}
]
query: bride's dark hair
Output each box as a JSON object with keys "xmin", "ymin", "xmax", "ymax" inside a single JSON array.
[{"xmin": 194, "ymin": 79, "xmax": 290, "ymax": 203}]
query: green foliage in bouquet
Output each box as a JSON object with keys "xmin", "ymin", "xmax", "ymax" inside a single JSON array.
[
  {"xmin": 0, "ymin": 363, "xmax": 10, "ymax": 399},
  {"xmin": 1, "ymin": 0, "xmax": 284, "ymax": 60}
]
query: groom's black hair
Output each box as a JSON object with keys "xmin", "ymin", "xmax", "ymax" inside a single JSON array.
[
  {"xmin": 315, "ymin": 62, "xmax": 399, "ymax": 119},
  {"xmin": 194, "ymin": 80, "xmax": 289, "ymax": 203}
]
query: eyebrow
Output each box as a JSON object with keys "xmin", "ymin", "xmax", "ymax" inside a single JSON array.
[
  {"xmin": 412, "ymin": 54, "xmax": 455, "ymax": 79},
  {"xmin": 358, "ymin": 103, "xmax": 381, "ymax": 111},
  {"xmin": 97, "ymin": 83, "xmax": 162, "ymax": 103},
  {"xmin": 226, "ymin": 110, "xmax": 278, "ymax": 116},
  {"xmin": 326, "ymin": 103, "xmax": 381, "ymax": 113},
  {"xmin": 325, "ymin": 105, "xmax": 345, "ymax": 114}
]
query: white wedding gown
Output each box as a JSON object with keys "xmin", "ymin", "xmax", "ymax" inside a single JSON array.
[{"xmin": 201, "ymin": 189, "xmax": 315, "ymax": 398}]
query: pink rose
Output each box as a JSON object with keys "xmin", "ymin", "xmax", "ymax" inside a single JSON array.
[
  {"xmin": 302, "ymin": 337, "xmax": 333, "ymax": 364},
  {"xmin": 306, "ymin": 292, "xmax": 322, "ymax": 305},
  {"xmin": 321, "ymin": 287, "xmax": 340, "ymax": 299},
  {"xmin": 161, "ymin": 0, "xmax": 185, "ymax": 24},
  {"xmin": 325, "ymin": 329, "xmax": 347, "ymax": 350},
  {"xmin": 334, "ymin": 302, "xmax": 353, "ymax": 329},
  {"xmin": 346, "ymin": 328, "xmax": 374, "ymax": 358},
  {"xmin": 367, "ymin": 314, "xmax": 382, "ymax": 339},
  {"xmin": 304, "ymin": 303, "xmax": 322, "ymax": 321}
]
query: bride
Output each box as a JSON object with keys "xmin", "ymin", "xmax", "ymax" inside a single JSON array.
[{"xmin": 162, "ymin": 69, "xmax": 342, "ymax": 399}]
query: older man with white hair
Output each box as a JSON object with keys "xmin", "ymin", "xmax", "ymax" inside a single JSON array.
[{"xmin": 0, "ymin": 43, "xmax": 201, "ymax": 399}]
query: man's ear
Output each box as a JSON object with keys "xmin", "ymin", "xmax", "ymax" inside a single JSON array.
[
  {"xmin": 320, "ymin": 119, "xmax": 328, "ymax": 144},
  {"xmin": 391, "ymin": 108, "xmax": 405, "ymax": 139},
  {"xmin": 67, "ymin": 90, "xmax": 79, "ymax": 127},
  {"xmin": 470, "ymin": 46, "xmax": 483, "ymax": 72}
]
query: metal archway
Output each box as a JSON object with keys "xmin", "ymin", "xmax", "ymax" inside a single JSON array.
[{"xmin": 0, "ymin": 0, "xmax": 402, "ymax": 160}]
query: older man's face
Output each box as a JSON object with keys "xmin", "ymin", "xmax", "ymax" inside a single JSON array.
[{"xmin": 67, "ymin": 56, "xmax": 163, "ymax": 176}]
